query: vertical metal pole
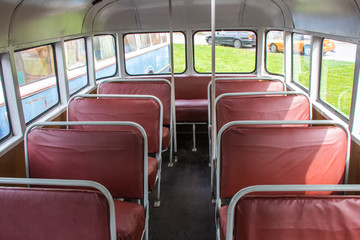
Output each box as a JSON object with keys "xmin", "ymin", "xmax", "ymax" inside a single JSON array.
[
  {"xmin": 168, "ymin": 0, "xmax": 178, "ymax": 166},
  {"xmin": 192, "ymin": 123, "xmax": 197, "ymax": 152},
  {"xmin": 210, "ymin": 0, "xmax": 216, "ymax": 192}
]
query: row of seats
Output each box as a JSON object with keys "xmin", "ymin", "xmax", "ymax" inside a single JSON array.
[
  {"xmin": 208, "ymin": 77, "xmax": 354, "ymax": 239},
  {"xmin": 0, "ymin": 178, "xmax": 118, "ymax": 240},
  {"xmin": 12, "ymin": 78, "xmax": 176, "ymax": 239},
  {"xmin": 25, "ymin": 121, "xmax": 148, "ymax": 239}
]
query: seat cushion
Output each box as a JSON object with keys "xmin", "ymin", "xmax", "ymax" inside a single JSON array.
[
  {"xmin": 175, "ymin": 99, "xmax": 208, "ymax": 122},
  {"xmin": 148, "ymin": 157, "xmax": 158, "ymax": 191},
  {"xmin": 162, "ymin": 127, "xmax": 171, "ymax": 150},
  {"xmin": 219, "ymin": 206, "xmax": 228, "ymax": 240},
  {"xmin": 114, "ymin": 200, "xmax": 145, "ymax": 240}
]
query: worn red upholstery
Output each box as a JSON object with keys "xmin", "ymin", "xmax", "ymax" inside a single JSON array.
[
  {"xmin": 173, "ymin": 76, "xmax": 211, "ymax": 99},
  {"xmin": 175, "ymin": 99, "xmax": 208, "ymax": 122},
  {"xmin": 216, "ymin": 95, "xmax": 310, "ymax": 131},
  {"xmin": 214, "ymin": 80, "xmax": 285, "ymax": 98},
  {"xmin": 173, "ymin": 76, "xmax": 210, "ymax": 122},
  {"xmin": 128, "ymin": 76, "xmax": 269, "ymax": 122},
  {"xmin": 98, "ymin": 81, "xmax": 171, "ymax": 125},
  {"xmin": 99, "ymin": 80, "xmax": 172, "ymax": 152},
  {"xmin": 219, "ymin": 206, "xmax": 229, "ymax": 240},
  {"xmin": 27, "ymin": 128, "xmax": 145, "ymax": 199},
  {"xmin": 220, "ymin": 126, "xmax": 347, "ymax": 198},
  {"xmin": 220, "ymin": 195, "xmax": 360, "ymax": 240},
  {"xmin": 162, "ymin": 127, "xmax": 171, "ymax": 149},
  {"xmin": 148, "ymin": 156, "xmax": 158, "ymax": 191},
  {"xmin": 114, "ymin": 200, "xmax": 145, "ymax": 240},
  {"xmin": 0, "ymin": 187, "xmax": 111, "ymax": 240},
  {"xmin": 167, "ymin": 75, "xmax": 212, "ymax": 122},
  {"xmin": 68, "ymin": 97, "xmax": 161, "ymax": 153}
]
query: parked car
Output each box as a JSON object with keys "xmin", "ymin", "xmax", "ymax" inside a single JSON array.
[
  {"xmin": 267, "ymin": 35, "xmax": 336, "ymax": 55},
  {"xmin": 205, "ymin": 31, "xmax": 256, "ymax": 48}
]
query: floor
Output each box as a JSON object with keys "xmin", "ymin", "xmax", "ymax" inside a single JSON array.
[{"xmin": 149, "ymin": 132, "xmax": 216, "ymax": 240}]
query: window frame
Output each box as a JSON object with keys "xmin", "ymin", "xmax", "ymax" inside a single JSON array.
[
  {"xmin": 123, "ymin": 31, "xmax": 187, "ymax": 76},
  {"xmin": 317, "ymin": 38, "xmax": 356, "ymax": 122},
  {"xmin": 64, "ymin": 37, "xmax": 89, "ymax": 96},
  {"xmin": 264, "ymin": 30, "xmax": 285, "ymax": 76},
  {"xmin": 0, "ymin": 67, "xmax": 12, "ymax": 142},
  {"xmin": 291, "ymin": 32, "xmax": 311, "ymax": 93},
  {"xmin": 94, "ymin": 34, "xmax": 118, "ymax": 80},
  {"xmin": 14, "ymin": 44, "xmax": 61, "ymax": 125}
]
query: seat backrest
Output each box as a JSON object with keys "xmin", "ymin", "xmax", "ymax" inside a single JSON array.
[
  {"xmin": 26, "ymin": 126, "xmax": 146, "ymax": 199},
  {"xmin": 67, "ymin": 95, "xmax": 161, "ymax": 153},
  {"xmin": 232, "ymin": 195, "xmax": 360, "ymax": 240},
  {"xmin": 98, "ymin": 79, "xmax": 172, "ymax": 124},
  {"xmin": 214, "ymin": 79, "xmax": 285, "ymax": 98},
  {"xmin": 216, "ymin": 93, "xmax": 311, "ymax": 132},
  {"xmin": 218, "ymin": 122, "xmax": 348, "ymax": 198},
  {"xmin": 224, "ymin": 185, "xmax": 360, "ymax": 240},
  {"xmin": 208, "ymin": 78, "xmax": 285, "ymax": 124},
  {"xmin": 0, "ymin": 178, "xmax": 115, "ymax": 240}
]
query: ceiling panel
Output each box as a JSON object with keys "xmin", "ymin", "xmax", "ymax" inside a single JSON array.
[
  {"xmin": 10, "ymin": 0, "xmax": 91, "ymax": 45},
  {"xmin": 284, "ymin": 0, "xmax": 360, "ymax": 38},
  {"xmin": 0, "ymin": 0, "xmax": 22, "ymax": 48}
]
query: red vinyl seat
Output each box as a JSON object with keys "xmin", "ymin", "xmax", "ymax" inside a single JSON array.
[
  {"xmin": 214, "ymin": 79, "xmax": 285, "ymax": 98},
  {"xmin": 220, "ymin": 185, "xmax": 360, "ymax": 240},
  {"xmin": 98, "ymin": 79, "xmax": 172, "ymax": 151},
  {"xmin": 0, "ymin": 187, "xmax": 112, "ymax": 240},
  {"xmin": 26, "ymin": 124, "xmax": 148, "ymax": 239},
  {"xmin": 0, "ymin": 178, "xmax": 118, "ymax": 240},
  {"xmin": 175, "ymin": 99, "xmax": 208, "ymax": 122},
  {"xmin": 67, "ymin": 96, "xmax": 163, "ymax": 206},
  {"xmin": 208, "ymin": 78, "xmax": 286, "ymax": 165},
  {"xmin": 208, "ymin": 78, "xmax": 286, "ymax": 121},
  {"xmin": 219, "ymin": 125, "xmax": 347, "ymax": 198},
  {"xmin": 215, "ymin": 93, "xmax": 311, "ymax": 132},
  {"xmin": 114, "ymin": 200, "xmax": 145, "ymax": 240}
]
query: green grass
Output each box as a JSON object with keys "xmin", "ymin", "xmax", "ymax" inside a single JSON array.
[
  {"xmin": 266, "ymin": 52, "xmax": 284, "ymax": 75},
  {"xmin": 173, "ymin": 44, "xmax": 186, "ymax": 73},
  {"xmin": 320, "ymin": 59, "xmax": 354, "ymax": 116},
  {"xmin": 193, "ymin": 44, "xmax": 256, "ymax": 73},
  {"xmin": 173, "ymin": 43, "xmax": 355, "ymax": 117}
]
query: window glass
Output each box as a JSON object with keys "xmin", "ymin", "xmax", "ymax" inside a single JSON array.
[
  {"xmin": 292, "ymin": 33, "xmax": 311, "ymax": 89},
  {"xmin": 94, "ymin": 35, "xmax": 117, "ymax": 79},
  {"xmin": 151, "ymin": 33, "xmax": 161, "ymax": 45},
  {"xmin": 320, "ymin": 40, "xmax": 356, "ymax": 118},
  {"xmin": 124, "ymin": 32, "xmax": 186, "ymax": 75},
  {"xmin": 139, "ymin": 34, "xmax": 151, "ymax": 49},
  {"xmin": 14, "ymin": 45, "xmax": 59, "ymax": 123},
  {"xmin": 194, "ymin": 30, "xmax": 256, "ymax": 73},
  {"xmin": 161, "ymin": 33, "xmax": 167, "ymax": 43},
  {"xmin": 266, "ymin": 30, "xmax": 284, "ymax": 75},
  {"xmin": 124, "ymin": 35, "xmax": 137, "ymax": 53},
  {"xmin": 64, "ymin": 38, "xmax": 88, "ymax": 95},
  {"xmin": 0, "ymin": 72, "xmax": 10, "ymax": 140}
]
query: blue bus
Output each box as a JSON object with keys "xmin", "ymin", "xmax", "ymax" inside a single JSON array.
[{"xmin": 124, "ymin": 33, "xmax": 170, "ymax": 75}]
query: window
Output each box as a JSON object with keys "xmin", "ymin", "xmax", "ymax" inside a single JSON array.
[
  {"xmin": 64, "ymin": 38, "xmax": 88, "ymax": 95},
  {"xmin": 292, "ymin": 33, "xmax": 311, "ymax": 90},
  {"xmin": 139, "ymin": 34, "xmax": 151, "ymax": 49},
  {"xmin": 319, "ymin": 40, "xmax": 356, "ymax": 118},
  {"xmin": 193, "ymin": 30, "xmax": 256, "ymax": 73},
  {"xmin": 161, "ymin": 33, "xmax": 167, "ymax": 43},
  {"xmin": 94, "ymin": 35, "xmax": 117, "ymax": 79},
  {"xmin": 124, "ymin": 35, "xmax": 137, "ymax": 53},
  {"xmin": 151, "ymin": 33, "xmax": 161, "ymax": 45},
  {"xmin": 14, "ymin": 45, "xmax": 59, "ymax": 123},
  {"xmin": 0, "ymin": 72, "xmax": 10, "ymax": 141},
  {"xmin": 124, "ymin": 32, "xmax": 186, "ymax": 75},
  {"xmin": 266, "ymin": 30, "xmax": 284, "ymax": 75}
]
